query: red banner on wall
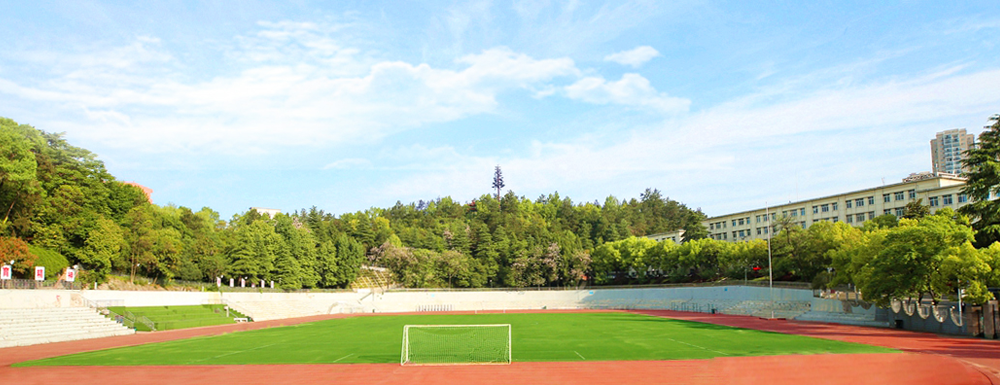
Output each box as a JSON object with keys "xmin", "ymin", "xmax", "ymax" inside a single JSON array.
[
  {"xmin": 66, "ymin": 269, "xmax": 76, "ymax": 282},
  {"xmin": 35, "ymin": 266, "xmax": 45, "ymax": 281},
  {"xmin": 1, "ymin": 265, "xmax": 11, "ymax": 280}
]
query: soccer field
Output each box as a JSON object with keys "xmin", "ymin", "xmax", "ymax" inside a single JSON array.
[{"xmin": 15, "ymin": 312, "xmax": 895, "ymax": 366}]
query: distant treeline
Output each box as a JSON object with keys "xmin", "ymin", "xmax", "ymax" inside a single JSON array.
[
  {"xmin": 0, "ymin": 117, "xmax": 706, "ymax": 289},
  {"xmin": 4, "ymin": 115, "xmax": 998, "ymax": 306}
]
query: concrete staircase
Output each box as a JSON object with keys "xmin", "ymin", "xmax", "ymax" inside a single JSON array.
[
  {"xmin": 0, "ymin": 307, "xmax": 135, "ymax": 348},
  {"xmin": 720, "ymin": 300, "xmax": 811, "ymax": 319},
  {"xmin": 795, "ymin": 311, "xmax": 890, "ymax": 327}
]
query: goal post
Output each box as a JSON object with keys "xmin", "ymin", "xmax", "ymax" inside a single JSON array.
[{"xmin": 400, "ymin": 324, "xmax": 511, "ymax": 365}]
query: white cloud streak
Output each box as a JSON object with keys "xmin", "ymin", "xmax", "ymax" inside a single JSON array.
[{"xmin": 604, "ymin": 45, "xmax": 660, "ymax": 67}]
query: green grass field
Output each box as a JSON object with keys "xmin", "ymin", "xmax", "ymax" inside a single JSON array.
[
  {"xmin": 106, "ymin": 305, "xmax": 248, "ymax": 332},
  {"xmin": 15, "ymin": 312, "xmax": 895, "ymax": 366}
]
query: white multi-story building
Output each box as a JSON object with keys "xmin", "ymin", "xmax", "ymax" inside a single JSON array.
[
  {"xmin": 703, "ymin": 174, "xmax": 970, "ymax": 242},
  {"xmin": 645, "ymin": 229, "xmax": 686, "ymax": 244},
  {"xmin": 250, "ymin": 207, "xmax": 281, "ymax": 218},
  {"xmin": 931, "ymin": 129, "xmax": 975, "ymax": 175}
]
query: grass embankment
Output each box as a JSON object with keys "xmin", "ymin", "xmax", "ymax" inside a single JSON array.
[
  {"xmin": 107, "ymin": 305, "xmax": 248, "ymax": 332},
  {"xmin": 17, "ymin": 312, "xmax": 894, "ymax": 366}
]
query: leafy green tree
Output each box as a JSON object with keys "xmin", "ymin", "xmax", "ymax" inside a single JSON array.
[
  {"xmin": 960, "ymin": 114, "xmax": 1000, "ymax": 246},
  {"xmin": 850, "ymin": 209, "xmax": 976, "ymax": 306},
  {"xmin": 902, "ymin": 199, "xmax": 930, "ymax": 220},
  {"xmin": 0, "ymin": 119, "xmax": 37, "ymax": 232},
  {"xmin": 82, "ymin": 217, "xmax": 125, "ymax": 282}
]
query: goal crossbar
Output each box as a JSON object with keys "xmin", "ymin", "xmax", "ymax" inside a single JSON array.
[{"xmin": 400, "ymin": 324, "xmax": 511, "ymax": 365}]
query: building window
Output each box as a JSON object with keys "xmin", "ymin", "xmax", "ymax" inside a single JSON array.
[
  {"xmin": 883, "ymin": 194, "xmax": 890, "ymax": 203},
  {"xmin": 895, "ymin": 207, "xmax": 905, "ymax": 217},
  {"xmin": 813, "ymin": 206, "xmax": 819, "ymax": 214},
  {"xmin": 855, "ymin": 198, "xmax": 864, "ymax": 207},
  {"xmin": 755, "ymin": 215, "xmax": 761, "ymax": 223},
  {"xmin": 732, "ymin": 231, "xmax": 737, "ymax": 238},
  {"xmin": 884, "ymin": 209, "xmax": 891, "ymax": 215},
  {"xmin": 709, "ymin": 223, "xmax": 714, "ymax": 230},
  {"xmin": 738, "ymin": 230, "xmax": 745, "ymax": 237},
  {"xmin": 895, "ymin": 192, "xmax": 905, "ymax": 200},
  {"xmin": 763, "ymin": 227, "xmax": 769, "ymax": 234},
  {"xmin": 832, "ymin": 217, "xmax": 839, "ymax": 223},
  {"xmin": 831, "ymin": 202, "xmax": 838, "ymax": 210},
  {"xmin": 868, "ymin": 196, "xmax": 875, "ymax": 205},
  {"xmin": 856, "ymin": 213, "xmax": 865, "ymax": 222},
  {"xmin": 800, "ymin": 208, "xmax": 805, "ymax": 216},
  {"xmin": 929, "ymin": 196, "xmax": 939, "ymax": 207},
  {"xmin": 732, "ymin": 220, "xmax": 737, "ymax": 227},
  {"xmin": 723, "ymin": 233, "xmax": 727, "ymax": 240},
  {"xmin": 958, "ymin": 194, "xmax": 967, "ymax": 203},
  {"xmin": 757, "ymin": 228, "xmax": 762, "ymax": 235},
  {"xmin": 738, "ymin": 218, "xmax": 744, "ymax": 225},
  {"xmin": 821, "ymin": 204, "xmax": 829, "ymax": 212},
  {"xmin": 846, "ymin": 200, "xmax": 852, "ymax": 209},
  {"xmin": 943, "ymin": 195, "xmax": 953, "ymax": 205},
  {"xmin": 846, "ymin": 216, "xmax": 853, "ymax": 224},
  {"xmin": 909, "ymin": 189, "xmax": 916, "ymax": 199},
  {"xmin": 868, "ymin": 212, "xmax": 875, "ymax": 220}
]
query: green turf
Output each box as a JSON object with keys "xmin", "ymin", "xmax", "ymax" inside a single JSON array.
[
  {"xmin": 106, "ymin": 305, "xmax": 248, "ymax": 331},
  {"xmin": 15, "ymin": 312, "xmax": 895, "ymax": 366}
]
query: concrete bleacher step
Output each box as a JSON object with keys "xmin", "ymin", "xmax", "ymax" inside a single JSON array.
[{"xmin": 0, "ymin": 307, "xmax": 135, "ymax": 348}]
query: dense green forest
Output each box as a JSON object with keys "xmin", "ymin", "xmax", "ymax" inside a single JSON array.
[
  {"xmin": 2, "ymin": 115, "xmax": 1000, "ymax": 306},
  {"xmin": 0, "ymin": 117, "xmax": 706, "ymax": 289}
]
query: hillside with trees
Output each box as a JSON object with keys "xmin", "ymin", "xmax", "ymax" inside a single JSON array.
[{"xmin": 2, "ymin": 114, "xmax": 999, "ymax": 307}]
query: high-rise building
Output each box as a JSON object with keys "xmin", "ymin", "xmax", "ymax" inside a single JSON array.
[{"xmin": 931, "ymin": 129, "xmax": 975, "ymax": 174}]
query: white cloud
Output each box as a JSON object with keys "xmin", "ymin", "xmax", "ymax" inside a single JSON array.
[
  {"xmin": 376, "ymin": 66, "xmax": 1000, "ymax": 214},
  {"xmin": 564, "ymin": 73, "xmax": 690, "ymax": 113},
  {"xmin": 0, "ymin": 23, "xmax": 583, "ymax": 156},
  {"xmin": 604, "ymin": 46, "xmax": 660, "ymax": 67},
  {"xmin": 323, "ymin": 158, "xmax": 372, "ymax": 170}
]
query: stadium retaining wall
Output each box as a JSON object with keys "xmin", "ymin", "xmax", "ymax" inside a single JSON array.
[{"xmin": 2, "ymin": 286, "xmax": 811, "ymax": 312}]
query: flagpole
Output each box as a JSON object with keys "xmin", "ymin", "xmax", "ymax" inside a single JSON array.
[{"xmin": 766, "ymin": 202, "xmax": 774, "ymax": 319}]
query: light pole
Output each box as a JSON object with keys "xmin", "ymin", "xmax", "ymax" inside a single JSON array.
[{"xmin": 766, "ymin": 202, "xmax": 774, "ymax": 319}]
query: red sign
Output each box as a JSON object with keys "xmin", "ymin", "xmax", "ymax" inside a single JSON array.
[
  {"xmin": 35, "ymin": 266, "xmax": 45, "ymax": 281},
  {"xmin": 1, "ymin": 265, "xmax": 11, "ymax": 280},
  {"xmin": 752, "ymin": 266, "xmax": 761, "ymax": 271},
  {"xmin": 65, "ymin": 269, "xmax": 76, "ymax": 282}
]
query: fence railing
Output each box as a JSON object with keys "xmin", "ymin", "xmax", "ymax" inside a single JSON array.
[
  {"xmin": 384, "ymin": 280, "xmax": 813, "ymax": 293},
  {"xmin": 0, "ymin": 279, "xmax": 81, "ymax": 290}
]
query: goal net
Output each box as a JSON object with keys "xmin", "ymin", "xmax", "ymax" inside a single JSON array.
[{"xmin": 400, "ymin": 324, "xmax": 511, "ymax": 365}]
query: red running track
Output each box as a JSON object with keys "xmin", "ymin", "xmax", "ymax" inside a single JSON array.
[{"xmin": 0, "ymin": 310, "xmax": 997, "ymax": 385}]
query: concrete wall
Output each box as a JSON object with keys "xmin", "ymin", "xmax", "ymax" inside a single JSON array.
[
  {"xmin": 1, "ymin": 286, "xmax": 812, "ymax": 312},
  {"xmin": 0, "ymin": 289, "xmax": 83, "ymax": 308},
  {"xmin": 886, "ymin": 301, "xmax": 966, "ymax": 335}
]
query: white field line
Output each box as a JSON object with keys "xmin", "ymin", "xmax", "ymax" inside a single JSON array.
[
  {"xmin": 573, "ymin": 351, "xmax": 585, "ymax": 360},
  {"xmin": 185, "ymin": 343, "xmax": 277, "ymax": 364},
  {"xmin": 664, "ymin": 338, "xmax": 728, "ymax": 356},
  {"xmin": 332, "ymin": 353, "xmax": 355, "ymax": 363}
]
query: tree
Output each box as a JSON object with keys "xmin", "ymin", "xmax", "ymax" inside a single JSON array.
[
  {"xmin": 82, "ymin": 217, "xmax": 125, "ymax": 282},
  {"xmin": 0, "ymin": 119, "xmax": 38, "ymax": 234},
  {"xmin": 0, "ymin": 236, "xmax": 36, "ymax": 276},
  {"xmin": 960, "ymin": 113, "xmax": 1000, "ymax": 247},
  {"xmin": 850, "ymin": 209, "xmax": 976, "ymax": 306},
  {"xmin": 902, "ymin": 199, "xmax": 930, "ymax": 220},
  {"xmin": 492, "ymin": 165, "xmax": 504, "ymax": 201}
]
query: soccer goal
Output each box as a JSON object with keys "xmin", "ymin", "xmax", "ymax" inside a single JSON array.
[{"xmin": 400, "ymin": 324, "xmax": 511, "ymax": 365}]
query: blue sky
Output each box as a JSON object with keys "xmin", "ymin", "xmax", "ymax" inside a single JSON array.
[{"xmin": 1, "ymin": 1, "xmax": 999, "ymax": 219}]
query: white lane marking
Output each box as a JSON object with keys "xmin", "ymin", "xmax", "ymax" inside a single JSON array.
[
  {"xmin": 665, "ymin": 338, "xmax": 728, "ymax": 355},
  {"xmin": 332, "ymin": 353, "xmax": 355, "ymax": 363},
  {"xmin": 574, "ymin": 351, "xmax": 586, "ymax": 360},
  {"xmin": 186, "ymin": 343, "xmax": 276, "ymax": 364}
]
